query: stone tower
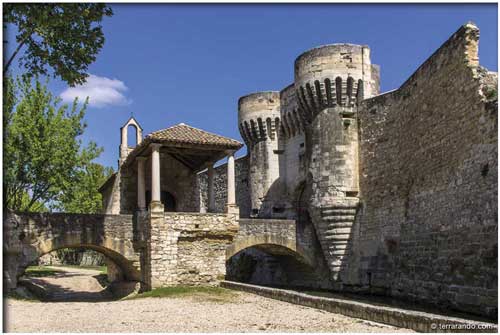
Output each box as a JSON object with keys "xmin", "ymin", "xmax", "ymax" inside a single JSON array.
[
  {"xmin": 238, "ymin": 92, "xmax": 281, "ymax": 217},
  {"xmin": 294, "ymin": 44, "xmax": 379, "ymax": 283}
]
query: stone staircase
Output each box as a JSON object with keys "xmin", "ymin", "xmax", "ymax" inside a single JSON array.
[{"xmin": 312, "ymin": 200, "xmax": 359, "ymax": 281}]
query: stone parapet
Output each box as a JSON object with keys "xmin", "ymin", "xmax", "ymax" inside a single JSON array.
[{"xmin": 221, "ymin": 281, "xmax": 498, "ymax": 333}]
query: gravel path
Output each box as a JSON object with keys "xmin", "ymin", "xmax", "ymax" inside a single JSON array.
[
  {"xmin": 24, "ymin": 266, "xmax": 111, "ymax": 302},
  {"xmin": 6, "ymin": 294, "xmax": 412, "ymax": 333},
  {"xmin": 5, "ymin": 266, "xmax": 412, "ymax": 333}
]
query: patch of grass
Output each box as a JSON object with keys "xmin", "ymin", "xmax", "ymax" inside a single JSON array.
[
  {"xmin": 52, "ymin": 264, "xmax": 107, "ymax": 274},
  {"xmin": 24, "ymin": 266, "xmax": 63, "ymax": 277},
  {"xmin": 5, "ymin": 288, "xmax": 38, "ymax": 301},
  {"xmin": 129, "ymin": 285, "xmax": 238, "ymax": 303},
  {"xmin": 93, "ymin": 273, "xmax": 110, "ymax": 288}
]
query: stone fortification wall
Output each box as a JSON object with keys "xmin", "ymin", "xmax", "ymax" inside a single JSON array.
[
  {"xmin": 198, "ymin": 155, "xmax": 251, "ymax": 217},
  {"xmin": 350, "ymin": 23, "xmax": 497, "ymax": 318}
]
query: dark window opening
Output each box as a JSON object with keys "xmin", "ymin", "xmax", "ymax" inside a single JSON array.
[
  {"xmin": 346, "ymin": 191, "xmax": 358, "ymax": 197},
  {"xmin": 481, "ymin": 163, "xmax": 489, "ymax": 177},
  {"xmin": 272, "ymin": 206, "xmax": 285, "ymax": 213},
  {"xmin": 145, "ymin": 190, "xmax": 177, "ymax": 212}
]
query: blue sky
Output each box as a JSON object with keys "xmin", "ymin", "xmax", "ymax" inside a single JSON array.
[{"xmin": 6, "ymin": 4, "xmax": 498, "ymax": 170}]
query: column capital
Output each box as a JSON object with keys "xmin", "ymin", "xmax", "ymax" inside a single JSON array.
[
  {"xmin": 150, "ymin": 143, "xmax": 162, "ymax": 151},
  {"xmin": 225, "ymin": 149, "xmax": 237, "ymax": 156},
  {"xmin": 136, "ymin": 156, "xmax": 147, "ymax": 162}
]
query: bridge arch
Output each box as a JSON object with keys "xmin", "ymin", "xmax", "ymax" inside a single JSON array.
[
  {"xmin": 31, "ymin": 242, "xmax": 141, "ymax": 282},
  {"xmin": 4, "ymin": 211, "xmax": 143, "ymax": 290},
  {"xmin": 226, "ymin": 236, "xmax": 313, "ymax": 267}
]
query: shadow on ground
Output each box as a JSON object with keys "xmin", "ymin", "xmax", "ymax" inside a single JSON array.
[{"xmin": 21, "ymin": 268, "xmax": 114, "ymax": 302}]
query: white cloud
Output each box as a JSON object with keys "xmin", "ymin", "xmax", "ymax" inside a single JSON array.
[{"xmin": 60, "ymin": 74, "xmax": 131, "ymax": 108}]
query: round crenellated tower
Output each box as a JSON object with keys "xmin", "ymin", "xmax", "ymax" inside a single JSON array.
[
  {"xmin": 294, "ymin": 43, "xmax": 376, "ymax": 119},
  {"xmin": 238, "ymin": 91, "xmax": 281, "ymax": 217},
  {"xmin": 294, "ymin": 44, "xmax": 378, "ymax": 283}
]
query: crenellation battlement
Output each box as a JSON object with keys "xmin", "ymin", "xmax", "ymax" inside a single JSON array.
[{"xmin": 238, "ymin": 91, "xmax": 281, "ymax": 146}]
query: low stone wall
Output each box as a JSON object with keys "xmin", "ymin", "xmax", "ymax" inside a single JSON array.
[
  {"xmin": 221, "ymin": 281, "xmax": 498, "ymax": 333},
  {"xmin": 147, "ymin": 212, "xmax": 239, "ymax": 287}
]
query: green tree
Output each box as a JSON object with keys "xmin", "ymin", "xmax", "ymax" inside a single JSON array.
[
  {"xmin": 3, "ymin": 3, "xmax": 113, "ymax": 85},
  {"xmin": 3, "ymin": 77, "xmax": 108, "ymax": 212},
  {"xmin": 56, "ymin": 162, "xmax": 114, "ymax": 214}
]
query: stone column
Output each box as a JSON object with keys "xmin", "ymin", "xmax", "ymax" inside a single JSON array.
[
  {"xmin": 225, "ymin": 151, "xmax": 239, "ymax": 215},
  {"xmin": 150, "ymin": 143, "xmax": 163, "ymax": 212},
  {"xmin": 207, "ymin": 162, "xmax": 216, "ymax": 212},
  {"xmin": 137, "ymin": 157, "xmax": 146, "ymax": 210}
]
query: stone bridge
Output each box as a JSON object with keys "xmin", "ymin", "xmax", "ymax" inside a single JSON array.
[
  {"xmin": 3, "ymin": 211, "xmax": 309, "ymax": 292},
  {"xmin": 3, "ymin": 211, "xmax": 143, "ymax": 290},
  {"xmin": 226, "ymin": 218, "xmax": 314, "ymax": 266}
]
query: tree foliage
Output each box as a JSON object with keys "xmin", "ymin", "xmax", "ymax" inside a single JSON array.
[
  {"xmin": 55, "ymin": 162, "xmax": 114, "ymax": 214},
  {"xmin": 3, "ymin": 77, "xmax": 112, "ymax": 212},
  {"xmin": 3, "ymin": 3, "xmax": 113, "ymax": 86}
]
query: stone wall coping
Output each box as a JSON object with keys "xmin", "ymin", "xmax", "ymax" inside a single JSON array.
[
  {"xmin": 163, "ymin": 211, "xmax": 231, "ymax": 217},
  {"xmin": 239, "ymin": 218, "xmax": 296, "ymax": 224},
  {"xmin": 11, "ymin": 211, "xmax": 133, "ymax": 219},
  {"xmin": 221, "ymin": 281, "xmax": 498, "ymax": 333}
]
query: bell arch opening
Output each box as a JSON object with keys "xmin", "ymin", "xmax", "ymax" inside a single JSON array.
[{"xmin": 127, "ymin": 124, "xmax": 139, "ymax": 147}]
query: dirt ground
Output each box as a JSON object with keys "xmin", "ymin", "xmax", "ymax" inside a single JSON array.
[{"xmin": 5, "ymin": 266, "xmax": 412, "ymax": 333}]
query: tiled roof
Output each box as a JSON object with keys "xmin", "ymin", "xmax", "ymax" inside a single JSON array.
[
  {"xmin": 122, "ymin": 123, "xmax": 243, "ymax": 168},
  {"xmin": 146, "ymin": 123, "xmax": 243, "ymax": 148}
]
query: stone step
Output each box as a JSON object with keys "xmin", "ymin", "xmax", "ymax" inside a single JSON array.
[
  {"xmin": 326, "ymin": 250, "xmax": 349, "ymax": 257},
  {"xmin": 330, "ymin": 265, "xmax": 347, "ymax": 271},
  {"xmin": 327, "ymin": 258, "xmax": 346, "ymax": 266},
  {"xmin": 324, "ymin": 222, "xmax": 353, "ymax": 229},
  {"xmin": 322, "ymin": 234, "xmax": 351, "ymax": 241},
  {"xmin": 321, "ymin": 215, "xmax": 356, "ymax": 222},
  {"xmin": 322, "ymin": 231, "xmax": 351, "ymax": 239},
  {"xmin": 324, "ymin": 227, "xmax": 352, "ymax": 235},
  {"xmin": 321, "ymin": 208, "xmax": 357, "ymax": 216},
  {"xmin": 325, "ymin": 244, "xmax": 349, "ymax": 251},
  {"xmin": 320, "ymin": 204, "xmax": 359, "ymax": 210},
  {"xmin": 323, "ymin": 238, "xmax": 349, "ymax": 245},
  {"xmin": 329, "ymin": 249, "xmax": 349, "ymax": 256}
]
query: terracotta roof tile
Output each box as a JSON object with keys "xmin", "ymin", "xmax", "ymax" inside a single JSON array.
[
  {"xmin": 122, "ymin": 123, "xmax": 243, "ymax": 167},
  {"xmin": 146, "ymin": 123, "xmax": 243, "ymax": 148}
]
